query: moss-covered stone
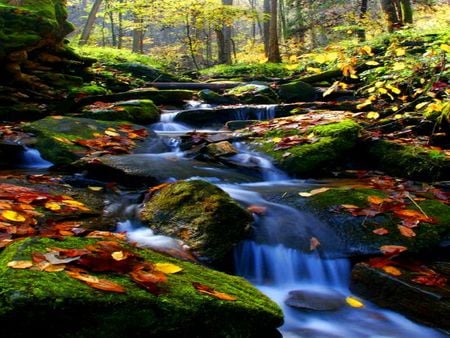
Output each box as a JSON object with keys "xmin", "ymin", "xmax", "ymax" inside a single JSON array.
[
  {"xmin": 81, "ymin": 99, "xmax": 160, "ymax": 124},
  {"xmin": 140, "ymin": 180, "xmax": 253, "ymax": 262},
  {"xmin": 23, "ymin": 116, "xmax": 149, "ymax": 166},
  {"xmin": 277, "ymin": 81, "xmax": 317, "ymax": 103},
  {"xmin": 305, "ymin": 187, "xmax": 450, "ymax": 255},
  {"xmin": 69, "ymin": 84, "xmax": 110, "ymax": 97},
  {"xmin": 0, "ymin": 237, "xmax": 283, "ymax": 337},
  {"xmin": 225, "ymin": 83, "xmax": 277, "ymax": 104},
  {"xmin": 368, "ymin": 140, "xmax": 450, "ymax": 181},
  {"xmin": 256, "ymin": 120, "xmax": 361, "ymax": 177}
]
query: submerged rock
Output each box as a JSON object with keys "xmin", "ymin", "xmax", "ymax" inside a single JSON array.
[
  {"xmin": 140, "ymin": 180, "xmax": 253, "ymax": 262},
  {"xmin": 0, "ymin": 237, "xmax": 283, "ymax": 337},
  {"xmin": 285, "ymin": 289, "xmax": 346, "ymax": 311}
]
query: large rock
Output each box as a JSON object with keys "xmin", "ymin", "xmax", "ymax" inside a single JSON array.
[
  {"xmin": 76, "ymin": 153, "xmax": 258, "ymax": 186},
  {"xmin": 285, "ymin": 289, "xmax": 346, "ymax": 311},
  {"xmin": 368, "ymin": 140, "xmax": 450, "ymax": 181},
  {"xmin": 80, "ymin": 99, "xmax": 160, "ymax": 124},
  {"xmin": 140, "ymin": 180, "xmax": 253, "ymax": 262},
  {"xmin": 111, "ymin": 62, "xmax": 179, "ymax": 82},
  {"xmin": 277, "ymin": 81, "xmax": 318, "ymax": 103},
  {"xmin": 24, "ymin": 116, "xmax": 152, "ymax": 166},
  {"xmin": 0, "ymin": 237, "xmax": 283, "ymax": 337},
  {"xmin": 255, "ymin": 119, "xmax": 361, "ymax": 177},
  {"xmin": 350, "ymin": 263, "xmax": 450, "ymax": 333}
]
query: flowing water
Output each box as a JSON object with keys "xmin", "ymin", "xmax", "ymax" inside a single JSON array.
[
  {"xmin": 15, "ymin": 108, "xmax": 447, "ymax": 337},
  {"xmin": 17, "ymin": 147, "xmax": 53, "ymax": 169}
]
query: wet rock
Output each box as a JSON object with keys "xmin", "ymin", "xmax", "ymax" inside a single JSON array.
[
  {"xmin": 350, "ymin": 263, "xmax": 450, "ymax": 333},
  {"xmin": 254, "ymin": 119, "xmax": 362, "ymax": 178},
  {"xmin": 205, "ymin": 141, "xmax": 238, "ymax": 157},
  {"xmin": 140, "ymin": 180, "xmax": 253, "ymax": 262},
  {"xmin": 278, "ymin": 81, "xmax": 318, "ymax": 102},
  {"xmin": 368, "ymin": 140, "xmax": 450, "ymax": 181},
  {"xmin": 0, "ymin": 237, "xmax": 283, "ymax": 338},
  {"xmin": 198, "ymin": 89, "xmax": 237, "ymax": 105},
  {"xmin": 24, "ymin": 116, "xmax": 152, "ymax": 166},
  {"xmin": 80, "ymin": 99, "xmax": 160, "ymax": 124},
  {"xmin": 225, "ymin": 83, "xmax": 277, "ymax": 104},
  {"xmin": 111, "ymin": 62, "xmax": 179, "ymax": 82},
  {"xmin": 225, "ymin": 120, "xmax": 258, "ymax": 131},
  {"xmin": 285, "ymin": 289, "xmax": 346, "ymax": 311},
  {"xmin": 284, "ymin": 328, "xmax": 344, "ymax": 338},
  {"xmin": 76, "ymin": 153, "xmax": 258, "ymax": 186}
]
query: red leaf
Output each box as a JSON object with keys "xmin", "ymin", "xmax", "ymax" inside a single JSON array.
[
  {"xmin": 373, "ymin": 227, "xmax": 389, "ymax": 235},
  {"xmin": 130, "ymin": 262, "xmax": 167, "ymax": 295},
  {"xmin": 398, "ymin": 225, "xmax": 416, "ymax": 237},
  {"xmin": 412, "ymin": 274, "xmax": 447, "ymax": 288}
]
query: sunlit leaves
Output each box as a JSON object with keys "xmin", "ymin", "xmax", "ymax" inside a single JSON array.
[
  {"xmin": 1, "ymin": 210, "xmax": 26, "ymax": 222},
  {"xmin": 346, "ymin": 296, "xmax": 364, "ymax": 308},
  {"xmin": 7, "ymin": 260, "xmax": 33, "ymax": 269},
  {"xmin": 154, "ymin": 263, "xmax": 183, "ymax": 274}
]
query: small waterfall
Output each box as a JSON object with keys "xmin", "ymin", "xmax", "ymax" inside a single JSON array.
[
  {"xmin": 224, "ymin": 183, "xmax": 446, "ymax": 338},
  {"xmin": 232, "ymin": 105, "xmax": 277, "ymax": 121},
  {"xmin": 18, "ymin": 147, "xmax": 52, "ymax": 169},
  {"xmin": 184, "ymin": 100, "xmax": 213, "ymax": 109},
  {"xmin": 151, "ymin": 111, "xmax": 190, "ymax": 152},
  {"xmin": 229, "ymin": 142, "xmax": 288, "ymax": 181}
]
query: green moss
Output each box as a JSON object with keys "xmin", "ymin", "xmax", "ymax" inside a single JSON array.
[
  {"xmin": 23, "ymin": 116, "xmax": 143, "ymax": 165},
  {"xmin": 0, "ymin": 237, "xmax": 283, "ymax": 337},
  {"xmin": 257, "ymin": 120, "xmax": 361, "ymax": 177},
  {"xmin": 140, "ymin": 180, "xmax": 253, "ymax": 262},
  {"xmin": 69, "ymin": 84, "xmax": 111, "ymax": 97},
  {"xmin": 368, "ymin": 140, "xmax": 450, "ymax": 181},
  {"xmin": 200, "ymin": 63, "xmax": 294, "ymax": 79},
  {"xmin": 306, "ymin": 187, "xmax": 450, "ymax": 254},
  {"xmin": 277, "ymin": 80, "xmax": 317, "ymax": 102}
]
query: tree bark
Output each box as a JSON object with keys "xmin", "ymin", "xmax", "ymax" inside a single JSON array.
[
  {"xmin": 132, "ymin": 16, "xmax": 144, "ymax": 53},
  {"xmin": 79, "ymin": 0, "xmax": 103, "ymax": 45},
  {"xmin": 400, "ymin": 0, "xmax": 413, "ymax": 24},
  {"xmin": 263, "ymin": 0, "xmax": 270, "ymax": 56},
  {"xmin": 357, "ymin": 0, "xmax": 368, "ymax": 42},
  {"xmin": 380, "ymin": 0, "xmax": 401, "ymax": 32},
  {"xmin": 268, "ymin": 0, "xmax": 281, "ymax": 62},
  {"xmin": 216, "ymin": 0, "xmax": 233, "ymax": 64}
]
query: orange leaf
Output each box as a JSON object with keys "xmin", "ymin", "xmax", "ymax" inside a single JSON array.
[
  {"xmin": 380, "ymin": 245, "xmax": 407, "ymax": 255},
  {"xmin": 367, "ymin": 195, "xmax": 388, "ymax": 205},
  {"xmin": 192, "ymin": 282, "xmax": 237, "ymax": 301},
  {"xmin": 398, "ymin": 225, "xmax": 416, "ymax": 237},
  {"xmin": 382, "ymin": 266, "xmax": 402, "ymax": 276},
  {"xmin": 247, "ymin": 205, "xmax": 267, "ymax": 215},
  {"xmin": 373, "ymin": 227, "xmax": 389, "ymax": 235},
  {"xmin": 394, "ymin": 209, "xmax": 434, "ymax": 223},
  {"xmin": 66, "ymin": 270, "xmax": 126, "ymax": 293}
]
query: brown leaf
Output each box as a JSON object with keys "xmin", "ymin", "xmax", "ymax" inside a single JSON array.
[
  {"xmin": 7, "ymin": 260, "xmax": 33, "ymax": 269},
  {"xmin": 380, "ymin": 245, "xmax": 408, "ymax": 255},
  {"xmin": 66, "ymin": 270, "xmax": 126, "ymax": 293},
  {"xmin": 398, "ymin": 225, "xmax": 416, "ymax": 237},
  {"xmin": 247, "ymin": 205, "xmax": 267, "ymax": 215},
  {"xmin": 309, "ymin": 237, "xmax": 321, "ymax": 251},
  {"xmin": 130, "ymin": 262, "xmax": 167, "ymax": 295},
  {"xmin": 373, "ymin": 227, "xmax": 389, "ymax": 235},
  {"xmin": 192, "ymin": 282, "xmax": 237, "ymax": 301},
  {"xmin": 394, "ymin": 209, "xmax": 434, "ymax": 223}
]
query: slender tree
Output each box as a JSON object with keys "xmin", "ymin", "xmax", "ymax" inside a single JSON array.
[
  {"xmin": 79, "ymin": 0, "xmax": 103, "ymax": 45},
  {"xmin": 267, "ymin": 0, "xmax": 281, "ymax": 62},
  {"xmin": 217, "ymin": 0, "xmax": 233, "ymax": 64}
]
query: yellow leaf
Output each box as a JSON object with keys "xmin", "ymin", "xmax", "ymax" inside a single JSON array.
[
  {"xmin": 346, "ymin": 296, "xmax": 364, "ymax": 308},
  {"xmin": 367, "ymin": 87, "xmax": 376, "ymax": 93},
  {"xmin": 285, "ymin": 64, "xmax": 299, "ymax": 71},
  {"xmin": 378, "ymin": 88, "xmax": 388, "ymax": 94},
  {"xmin": 361, "ymin": 46, "xmax": 374, "ymax": 56},
  {"xmin": 154, "ymin": 262, "xmax": 183, "ymax": 274},
  {"xmin": 105, "ymin": 130, "xmax": 120, "ymax": 137},
  {"xmin": 394, "ymin": 114, "xmax": 403, "ymax": 119},
  {"xmin": 111, "ymin": 251, "xmax": 126, "ymax": 261},
  {"xmin": 88, "ymin": 186, "xmax": 103, "ymax": 192},
  {"xmin": 375, "ymin": 81, "xmax": 384, "ymax": 88},
  {"xmin": 440, "ymin": 44, "xmax": 450, "ymax": 53},
  {"xmin": 395, "ymin": 48, "xmax": 406, "ymax": 56},
  {"xmin": 271, "ymin": 137, "xmax": 282, "ymax": 143},
  {"xmin": 53, "ymin": 136, "xmax": 74, "ymax": 145},
  {"xmin": 367, "ymin": 112, "xmax": 380, "ymax": 119},
  {"xmin": 415, "ymin": 102, "xmax": 430, "ymax": 110},
  {"xmin": 1, "ymin": 210, "xmax": 26, "ymax": 222},
  {"xmin": 299, "ymin": 187, "xmax": 330, "ymax": 197},
  {"xmin": 386, "ymin": 85, "xmax": 401, "ymax": 95},
  {"xmin": 382, "ymin": 266, "xmax": 402, "ymax": 276},
  {"xmin": 356, "ymin": 100, "xmax": 372, "ymax": 110},
  {"xmin": 392, "ymin": 62, "xmax": 406, "ymax": 71},
  {"xmin": 62, "ymin": 200, "xmax": 86, "ymax": 208},
  {"xmin": 45, "ymin": 202, "xmax": 61, "ymax": 211},
  {"xmin": 306, "ymin": 67, "xmax": 322, "ymax": 73},
  {"xmin": 7, "ymin": 260, "xmax": 33, "ymax": 269},
  {"xmin": 365, "ymin": 60, "xmax": 380, "ymax": 66}
]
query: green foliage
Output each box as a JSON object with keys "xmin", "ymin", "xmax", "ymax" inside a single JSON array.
[{"xmin": 200, "ymin": 63, "xmax": 295, "ymax": 79}]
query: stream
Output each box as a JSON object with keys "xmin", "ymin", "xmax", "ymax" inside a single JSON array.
[{"xmin": 17, "ymin": 108, "xmax": 448, "ymax": 338}]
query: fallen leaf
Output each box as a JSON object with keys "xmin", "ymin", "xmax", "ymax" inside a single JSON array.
[
  {"xmin": 130, "ymin": 262, "xmax": 167, "ymax": 295},
  {"xmin": 247, "ymin": 205, "xmax": 267, "ymax": 215},
  {"xmin": 299, "ymin": 187, "xmax": 330, "ymax": 197},
  {"xmin": 380, "ymin": 245, "xmax": 408, "ymax": 255},
  {"xmin": 88, "ymin": 186, "xmax": 103, "ymax": 192},
  {"xmin": 309, "ymin": 237, "xmax": 321, "ymax": 251},
  {"xmin": 66, "ymin": 270, "xmax": 126, "ymax": 293},
  {"xmin": 412, "ymin": 273, "xmax": 447, "ymax": 288},
  {"xmin": 154, "ymin": 262, "xmax": 183, "ymax": 274},
  {"xmin": 367, "ymin": 196, "xmax": 387, "ymax": 205},
  {"xmin": 105, "ymin": 130, "xmax": 121, "ymax": 137},
  {"xmin": 7, "ymin": 260, "xmax": 33, "ymax": 269},
  {"xmin": 43, "ymin": 252, "xmax": 81, "ymax": 265},
  {"xmin": 45, "ymin": 202, "xmax": 61, "ymax": 211},
  {"xmin": 346, "ymin": 296, "xmax": 364, "ymax": 308},
  {"xmin": 111, "ymin": 251, "xmax": 127, "ymax": 261},
  {"xmin": 2, "ymin": 210, "xmax": 26, "ymax": 222},
  {"xmin": 373, "ymin": 227, "xmax": 389, "ymax": 235},
  {"xmin": 382, "ymin": 266, "xmax": 402, "ymax": 276},
  {"xmin": 398, "ymin": 225, "xmax": 416, "ymax": 237},
  {"xmin": 192, "ymin": 282, "xmax": 237, "ymax": 301},
  {"xmin": 394, "ymin": 209, "xmax": 433, "ymax": 223}
]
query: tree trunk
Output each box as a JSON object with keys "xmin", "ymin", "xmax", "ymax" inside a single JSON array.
[
  {"xmin": 267, "ymin": 0, "xmax": 281, "ymax": 62},
  {"xmin": 357, "ymin": 0, "xmax": 368, "ymax": 42},
  {"xmin": 380, "ymin": 0, "xmax": 401, "ymax": 32},
  {"xmin": 79, "ymin": 0, "xmax": 103, "ymax": 45},
  {"xmin": 108, "ymin": 11, "xmax": 117, "ymax": 47},
  {"xmin": 216, "ymin": 0, "xmax": 233, "ymax": 64},
  {"xmin": 132, "ymin": 16, "xmax": 144, "ymax": 53},
  {"xmin": 263, "ymin": 0, "xmax": 270, "ymax": 56},
  {"xmin": 400, "ymin": 0, "xmax": 413, "ymax": 24}
]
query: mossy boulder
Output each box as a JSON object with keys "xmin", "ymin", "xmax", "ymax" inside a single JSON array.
[
  {"xmin": 81, "ymin": 99, "xmax": 160, "ymax": 124},
  {"xmin": 0, "ymin": 0, "xmax": 73, "ymax": 59},
  {"xmin": 350, "ymin": 263, "xmax": 450, "ymax": 332},
  {"xmin": 303, "ymin": 187, "xmax": 450, "ymax": 256},
  {"xmin": 24, "ymin": 116, "xmax": 151, "ymax": 166},
  {"xmin": 69, "ymin": 84, "xmax": 110, "ymax": 97},
  {"xmin": 368, "ymin": 140, "xmax": 450, "ymax": 181},
  {"xmin": 0, "ymin": 237, "xmax": 283, "ymax": 337},
  {"xmin": 198, "ymin": 89, "xmax": 237, "ymax": 105},
  {"xmin": 277, "ymin": 81, "xmax": 317, "ymax": 103},
  {"xmin": 140, "ymin": 180, "xmax": 253, "ymax": 262},
  {"xmin": 225, "ymin": 83, "xmax": 277, "ymax": 104},
  {"xmin": 255, "ymin": 120, "xmax": 362, "ymax": 177}
]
